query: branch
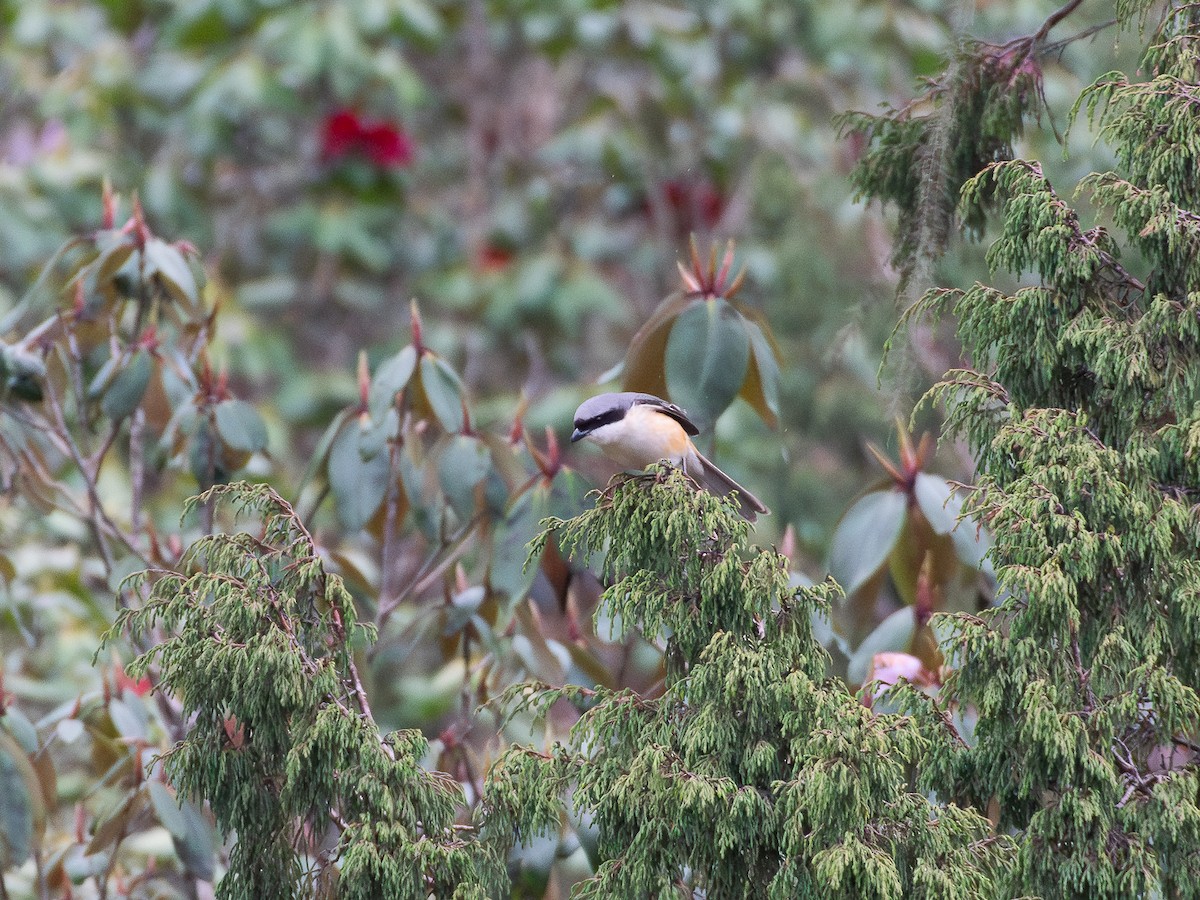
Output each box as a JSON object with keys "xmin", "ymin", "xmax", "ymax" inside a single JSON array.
[
  {"xmin": 1041, "ymin": 18, "xmax": 1120, "ymax": 57},
  {"xmin": 1069, "ymin": 623, "xmax": 1096, "ymax": 714},
  {"xmin": 1034, "ymin": 0, "xmax": 1086, "ymax": 43},
  {"xmin": 376, "ymin": 437, "xmax": 405, "ymax": 620},
  {"xmin": 376, "ymin": 515, "xmax": 482, "ymax": 630}
]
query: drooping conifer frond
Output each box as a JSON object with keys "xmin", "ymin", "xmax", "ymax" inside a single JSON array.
[
  {"xmin": 109, "ymin": 482, "xmax": 505, "ymax": 899},
  {"xmin": 840, "ymin": 0, "xmax": 1146, "ymax": 289},
  {"xmin": 840, "ymin": 35, "xmax": 1049, "ymax": 288},
  {"xmin": 486, "ymin": 467, "xmax": 1008, "ymax": 897}
]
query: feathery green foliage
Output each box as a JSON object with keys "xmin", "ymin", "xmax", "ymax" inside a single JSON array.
[
  {"xmin": 109, "ymin": 483, "xmax": 505, "ymax": 899},
  {"xmin": 885, "ymin": 5, "xmax": 1200, "ymax": 897},
  {"xmin": 484, "ymin": 467, "xmax": 1007, "ymax": 897}
]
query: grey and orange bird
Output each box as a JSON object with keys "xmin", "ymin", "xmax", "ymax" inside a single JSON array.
[{"xmin": 570, "ymin": 392, "xmax": 769, "ymax": 521}]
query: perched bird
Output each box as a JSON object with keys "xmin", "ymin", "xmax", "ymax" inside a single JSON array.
[{"xmin": 571, "ymin": 391, "xmax": 769, "ymax": 520}]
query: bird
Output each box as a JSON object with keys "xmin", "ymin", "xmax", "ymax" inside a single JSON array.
[{"xmin": 570, "ymin": 391, "xmax": 769, "ymax": 521}]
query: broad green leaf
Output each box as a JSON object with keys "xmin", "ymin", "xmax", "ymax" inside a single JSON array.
[
  {"xmin": 664, "ymin": 298, "xmax": 751, "ymax": 428},
  {"xmin": 621, "ymin": 290, "xmax": 694, "ymax": 398},
  {"xmin": 566, "ymin": 642, "xmax": 616, "ymax": 690},
  {"xmin": 0, "ymin": 729, "xmax": 41, "ymax": 868},
  {"xmin": 102, "ymin": 350, "xmax": 152, "ymax": 421},
  {"xmin": 357, "ymin": 407, "xmax": 396, "ymax": 459},
  {"xmin": 489, "ymin": 486, "xmax": 550, "ymax": 606},
  {"xmin": 419, "ymin": 354, "xmax": 467, "ymax": 432},
  {"xmin": 1, "ymin": 706, "xmax": 37, "ymax": 754},
  {"xmin": 512, "ymin": 603, "xmax": 567, "ymax": 683},
  {"xmin": 86, "ymin": 233, "xmax": 136, "ymax": 307},
  {"xmin": 144, "ymin": 239, "xmax": 200, "ymax": 309},
  {"xmin": 888, "ymin": 515, "xmax": 958, "ymax": 609},
  {"xmin": 87, "ymin": 354, "xmax": 120, "ymax": 401},
  {"xmin": 95, "ymin": 234, "xmax": 136, "ymax": 283},
  {"xmin": 952, "ymin": 519, "xmax": 995, "ymax": 576},
  {"xmin": 63, "ymin": 846, "xmax": 111, "ymax": 882},
  {"xmin": 914, "ymin": 473, "xmax": 994, "ymax": 574},
  {"xmin": 146, "ymin": 781, "xmax": 188, "ymax": 841},
  {"xmin": 328, "ymin": 420, "xmax": 391, "ymax": 530},
  {"xmin": 828, "ymin": 488, "xmax": 908, "ymax": 598},
  {"xmin": 87, "ymin": 789, "xmax": 146, "ymax": 854},
  {"xmin": 107, "ymin": 697, "xmax": 149, "ymax": 741},
  {"xmin": 214, "ymin": 399, "xmax": 268, "ymax": 453},
  {"xmin": 846, "ymin": 605, "xmax": 918, "ymax": 686},
  {"xmin": 437, "ymin": 434, "xmax": 490, "ymax": 519},
  {"xmin": 172, "ymin": 798, "xmax": 215, "ymax": 880},
  {"xmin": 442, "ymin": 586, "xmax": 486, "ymax": 636},
  {"xmin": 0, "ymin": 236, "xmax": 86, "ymax": 333},
  {"xmin": 810, "ymin": 608, "xmax": 853, "ymax": 667},
  {"xmin": 735, "ymin": 303, "xmax": 783, "ymax": 428},
  {"xmin": 913, "ymin": 473, "xmax": 960, "ymax": 535},
  {"xmin": 368, "ymin": 345, "xmax": 417, "ymax": 419},
  {"xmin": 189, "ymin": 422, "xmax": 227, "ymax": 487},
  {"xmin": 3, "ymin": 346, "xmax": 46, "ymax": 380},
  {"xmin": 56, "ymin": 719, "xmax": 85, "ymax": 744},
  {"xmin": 296, "ymin": 407, "xmax": 352, "ymax": 498}
]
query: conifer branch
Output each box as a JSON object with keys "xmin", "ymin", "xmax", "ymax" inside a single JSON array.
[{"xmin": 1069, "ymin": 625, "xmax": 1095, "ymax": 714}]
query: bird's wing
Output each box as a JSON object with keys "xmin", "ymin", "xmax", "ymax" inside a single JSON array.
[{"xmin": 631, "ymin": 395, "xmax": 700, "ymax": 436}]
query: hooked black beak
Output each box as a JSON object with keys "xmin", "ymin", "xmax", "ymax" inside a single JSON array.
[{"xmin": 570, "ymin": 427, "xmax": 586, "ymax": 443}]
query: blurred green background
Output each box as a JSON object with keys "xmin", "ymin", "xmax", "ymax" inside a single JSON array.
[{"xmin": 1, "ymin": 0, "xmax": 1128, "ymax": 549}]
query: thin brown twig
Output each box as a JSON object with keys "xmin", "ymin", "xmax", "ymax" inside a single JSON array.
[
  {"xmin": 377, "ymin": 436, "xmax": 404, "ymax": 620},
  {"xmin": 376, "ymin": 515, "xmax": 483, "ymax": 629},
  {"xmin": 129, "ymin": 407, "xmax": 145, "ymax": 536},
  {"xmin": 1069, "ymin": 623, "xmax": 1096, "ymax": 714},
  {"xmin": 34, "ymin": 846, "xmax": 48, "ymax": 900},
  {"xmin": 1034, "ymin": 0, "xmax": 1086, "ymax": 43},
  {"xmin": 42, "ymin": 381, "xmax": 117, "ymax": 573},
  {"xmin": 1042, "ymin": 18, "xmax": 1119, "ymax": 56}
]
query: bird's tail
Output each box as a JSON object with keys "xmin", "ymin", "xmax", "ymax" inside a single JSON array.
[{"xmin": 690, "ymin": 450, "xmax": 769, "ymax": 521}]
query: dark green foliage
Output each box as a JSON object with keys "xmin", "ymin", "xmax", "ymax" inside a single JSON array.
[
  {"xmin": 885, "ymin": 6, "xmax": 1200, "ymax": 897},
  {"xmin": 484, "ymin": 467, "xmax": 1007, "ymax": 897},
  {"xmin": 111, "ymin": 483, "xmax": 505, "ymax": 899}
]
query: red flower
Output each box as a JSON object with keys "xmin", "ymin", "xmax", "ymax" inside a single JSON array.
[
  {"xmin": 113, "ymin": 662, "xmax": 154, "ymax": 697},
  {"xmin": 320, "ymin": 109, "xmax": 414, "ymax": 169},
  {"xmin": 646, "ymin": 177, "xmax": 726, "ymax": 234},
  {"xmin": 360, "ymin": 121, "xmax": 414, "ymax": 167},
  {"xmin": 320, "ymin": 110, "xmax": 364, "ymax": 161},
  {"xmin": 476, "ymin": 242, "xmax": 515, "ymax": 272},
  {"xmin": 662, "ymin": 178, "xmax": 725, "ymax": 229}
]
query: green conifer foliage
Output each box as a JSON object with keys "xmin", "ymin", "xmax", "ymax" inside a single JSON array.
[
  {"xmin": 880, "ymin": 6, "xmax": 1200, "ymax": 897},
  {"xmin": 111, "ymin": 483, "xmax": 505, "ymax": 899},
  {"xmin": 483, "ymin": 467, "xmax": 1006, "ymax": 897}
]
